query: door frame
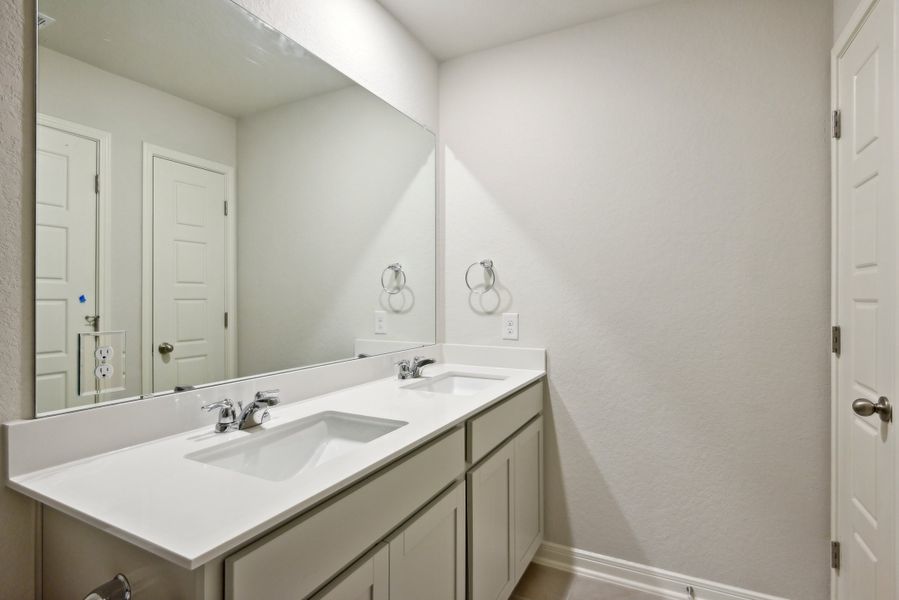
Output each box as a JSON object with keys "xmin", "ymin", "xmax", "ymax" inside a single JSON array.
[
  {"xmin": 141, "ymin": 143, "xmax": 236, "ymax": 395},
  {"xmin": 36, "ymin": 114, "xmax": 112, "ymax": 408},
  {"xmin": 831, "ymin": 1, "xmax": 899, "ymax": 597}
]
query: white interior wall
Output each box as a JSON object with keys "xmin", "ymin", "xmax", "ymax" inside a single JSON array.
[
  {"xmin": 0, "ymin": 0, "xmax": 36, "ymax": 595},
  {"xmin": 439, "ymin": 1, "xmax": 831, "ymax": 598},
  {"xmin": 236, "ymin": 85, "xmax": 436, "ymax": 374},
  {"xmin": 833, "ymin": 0, "xmax": 862, "ymax": 40},
  {"xmin": 37, "ymin": 47, "xmax": 237, "ymax": 401}
]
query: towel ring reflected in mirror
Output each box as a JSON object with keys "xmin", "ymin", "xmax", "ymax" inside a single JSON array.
[
  {"xmin": 381, "ymin": 263, "xmax": 407, "ymax": 295},
  {"xmin": 465, "ymin": 259, "xmax": 496, "ymax": 294}
]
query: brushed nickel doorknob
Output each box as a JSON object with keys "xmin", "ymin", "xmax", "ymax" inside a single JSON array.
[
  {"xmin": 852, "ymin": 396, "xmax": 892, "ymax": 423},
  {"xmin": 158, "ymin": 342, "xmax": 174, "ymax": 355}
]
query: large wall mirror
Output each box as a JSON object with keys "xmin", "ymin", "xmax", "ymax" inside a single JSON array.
[{"xmin": 34, "ymin": 0, "xmax": 436, "ymax": 416}]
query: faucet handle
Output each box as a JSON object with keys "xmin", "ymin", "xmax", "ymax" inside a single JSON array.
[
  {"xmin": 395, "ymin": 359, "xmax": 414, "ymax": 380},
  {"xmin": 202, "ymin": 399, "xmax": 234, "ymax": 412},
  {"xmin": 254, "ymin": 389, "xmax": 280, "ymax": 404}
]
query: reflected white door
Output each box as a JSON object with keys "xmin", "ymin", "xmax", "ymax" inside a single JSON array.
[
  {"xmin": 834, "ymin": 1, "xmax": 895, "ymax": 598},
  {"xmin": 152, "ymin": 156, "xmax": 227, "ymax": 392},
  {"xmin": 35, "ymin": 123, "xmax": 99, "ymax": 412}
]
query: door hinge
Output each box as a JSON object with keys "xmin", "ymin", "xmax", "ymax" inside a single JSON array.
[
  {"xmin": 832, "ymin": 326, "xmax": 841, "ymax": 356},
  {"xmin": 831, "ymin": 541, "xmax": 841, "ymax": 570},
  {"xmin": 224, "ymin": 201, "xmax": 228, "ymax": 216},
  {"xmin": 224, "ymin": 312, "xmax": 229, "ymax": 328},
  {"xmin": 833, "ymin": 110, "xmax": 842, "ymax": 139},
  {"xmin": 95, "ymin": 174, "xmax": 100, "ymax": 194}
]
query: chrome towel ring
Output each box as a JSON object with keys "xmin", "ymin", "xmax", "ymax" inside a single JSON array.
[
  {"xmin": 381, "ymin": 263, "xmax": 406, "ymax": 295},
  {"xmin": 465, "ymin": 259, "xmax": 496, "ymax": 294}
]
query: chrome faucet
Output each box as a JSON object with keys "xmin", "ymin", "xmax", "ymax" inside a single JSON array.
[
  {"xmin": 237, "ymin": 389, "xmax": 280, "ymax": 429},
  {"xmin": 202, "ymin": 389, "xmax": 280, "ymax": 433},
  {"xmin": 396, "ymin": 356, "xmax": 435, "ymax": 380}
]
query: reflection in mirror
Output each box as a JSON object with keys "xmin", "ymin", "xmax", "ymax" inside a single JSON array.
[{"xmin": 35, "ymin": 0, "xmax": 436, "ymax": 416}]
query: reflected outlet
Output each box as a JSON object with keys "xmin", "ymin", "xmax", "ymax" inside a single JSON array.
[
  {"xmin": 374, "ymin": 310, "xmax": 387, "ymax": 335},
  {"xmin": 502, "ymin": 313, "xmax": 519, "ymax": 340},
  {"xmin": 95, "ymin": 364, "xmax": 114, "ymax": 379}
]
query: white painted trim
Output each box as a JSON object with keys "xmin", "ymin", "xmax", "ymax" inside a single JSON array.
[
  {"xmin": 141, "ymin": 143, "xmax": 237, "ymax": 395},
  {"xmin": 533, "ymin": 542, "xmax": 787, "ymax": 600},
  {"xmin": 829, "ymin": 3, "xmax": 893, "ymax": 600},
  {"xmin": 36, "ymin": 114, "xmax": 112, "ymax": 401}
]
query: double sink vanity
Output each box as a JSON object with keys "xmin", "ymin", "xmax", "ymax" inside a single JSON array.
[
  {"xmin": 21, "ymin": 1, "xmax": 544, "ymax": 597},
  {"xmin": 6, "ymin": 345, "xmax": 546, "ymax": 599}
]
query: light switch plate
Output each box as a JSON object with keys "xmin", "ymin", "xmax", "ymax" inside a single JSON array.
[
  {"xmin": 374, "ymin": 310, "xmax": 387, "ymax": 335},
  {"xmin": 502, "ymin": 313, "xmax": 519, "ymax": 340}
]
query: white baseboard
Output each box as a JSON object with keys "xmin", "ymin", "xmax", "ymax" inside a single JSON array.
[{"xmin": 532, "ymin": 542, "xmax": 788, "ymax": 600}]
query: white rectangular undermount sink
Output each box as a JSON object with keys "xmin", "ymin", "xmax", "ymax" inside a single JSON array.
[
  {"xmin": 402, "ymin": 372, "xmax": 507, "ymax": 396},
  {"xmin": 185, "ymin": 411, "xmax": 407, "ymax": 482}
]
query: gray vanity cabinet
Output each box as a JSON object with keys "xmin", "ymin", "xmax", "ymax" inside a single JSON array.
[
  {"xmin": 468, "ymin": 415, "xmax": 544, "ymax": 600},
  {"xmin": 388, "ymin": 481, "xmax": 466, "ymax": 600},
  {"xmin": 225, "ymin": 429, "xmax": 465, "ymax": 599},
  {"xmin": 313, "ymin": 481, "xmax": 466, "ymax": 600},
  {"xmin": 35, "ymin": 381, "xmax": 543, "ymax": 600}
]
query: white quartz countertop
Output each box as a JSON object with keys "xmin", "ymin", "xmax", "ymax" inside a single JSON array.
[{"xmin": 8, "ymin": 363, "xmax": 544, "ymax": 569}]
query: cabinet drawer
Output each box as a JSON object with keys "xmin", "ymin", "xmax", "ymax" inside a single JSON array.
[
  {"xmin": 467, "ymin": 382, "xmax": 542, "ymax": 465},
  {"xmin": 225, "ymin": 427, "xmax": 465, "ymax": 600}
]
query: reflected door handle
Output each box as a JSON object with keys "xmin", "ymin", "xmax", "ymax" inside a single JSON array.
[
  {"xmin": 852, "ymin": 396, "xmax": 892, "ymax": 423},
  {"xmin": 158, "ymin": 342, "xmax": 174, "ymax": 355}
]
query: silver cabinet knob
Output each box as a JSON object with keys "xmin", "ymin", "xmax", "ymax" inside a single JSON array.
[
  {"xmin": 158, "ymin": 342, "xmax": 174, "ymax": 355},
  {"xmin": 852, "ymin": 396, "xmax": 892, "ymax": 423}
]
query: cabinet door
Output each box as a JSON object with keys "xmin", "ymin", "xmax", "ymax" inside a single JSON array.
[
  {"xmin": 312, "ymin": 544, "xmax": 388, "ymax": 600},
  {"xmin": 513, "ymin": 416, "xmax": 543, "ymax": 577},
  {"xmin": 468, "ymin": 441, "xmax": 515, "ymax": 600},
  {"xmin": 389, "ymin": 481, "xmax": 466, "ymax": 600}
]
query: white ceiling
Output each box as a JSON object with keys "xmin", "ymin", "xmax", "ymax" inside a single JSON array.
[
  {"xmin": 38, "ymin": 0, "xmax": 352, "ymax": 118},
  {"xmin": 377, "ymin": 0, "xmax": 665, "ymax": 60}
]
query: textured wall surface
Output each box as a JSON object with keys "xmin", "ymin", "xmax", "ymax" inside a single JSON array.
[
  {"xmin": 235, "ymin": 0, "xmax": 439, "ymax": 131},
  {"xmin": 0, "ymin": 0, "xmax": 36, "ymax": 596},
  {"xmin": 833, "ymin": 0, "xmax": 861, "ymax": 41},
  {"xmin": 440, "ymin": 1, "xmax": 831, "ymax": 598}
]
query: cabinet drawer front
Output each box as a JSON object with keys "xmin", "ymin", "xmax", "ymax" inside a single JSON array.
[
  {"xmin": 225, "ymin": 428, "xmax": 465, "ymax": 600},
  {"xmin": 467, "ymin": 382, "xmax": 542, "ymax": 465}
]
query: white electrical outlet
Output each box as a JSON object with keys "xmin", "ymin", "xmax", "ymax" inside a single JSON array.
[
  {"xmin": 502, "ymin": 313, "xmax": 519, "ymax": 340},
  {"xmin": 95, "ymin": 364, "xmax": 114, "ymax": 379},
  {"xmin": 374, "ymin": 310, "xmax": 387, "ymax": 335},
  {"xmin": 95, "ymin": 345, "xmax": 114, "ymax": 362}
]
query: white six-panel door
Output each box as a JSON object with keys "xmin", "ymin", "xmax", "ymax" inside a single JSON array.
[
  {"xmin": 151, "ymin": 156, "xmax": 227, "ymax": 393},
  {"xmin": 834, "ymin": 1, "xmax": 895, "ymax": 598},
  {"xmin": 35, "ymin": 123, "xmax": 99, "ymax": 412}
]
